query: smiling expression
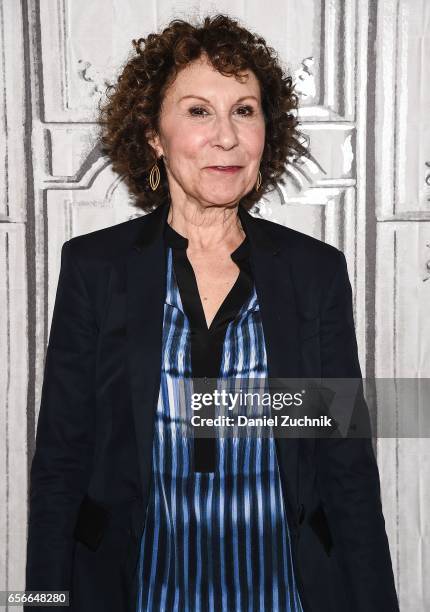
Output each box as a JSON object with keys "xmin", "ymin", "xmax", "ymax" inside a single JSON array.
[{"xmin": 147, "ymin": 53, "xmax": 266, "ymax": 208}]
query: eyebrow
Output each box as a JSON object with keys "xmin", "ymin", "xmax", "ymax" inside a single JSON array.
[{"xmin": 178, "ymin": 95, "xmax": 259, "ymax": 104}]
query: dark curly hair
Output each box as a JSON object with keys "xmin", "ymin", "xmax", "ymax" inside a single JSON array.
[{"xmin": 97, "ymin": 13, "xmax": 311, "ymax": 213}]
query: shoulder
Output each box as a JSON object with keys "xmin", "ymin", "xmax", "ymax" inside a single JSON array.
[
  {"xmin": 254, "ymin": 214, "xmax": 345, "ymax": 275},
  {"xmin": 252, "ymin": 215, "xmax": 349, "ymax": 317},
  {"xmin": 58, "ymin": 214, "xmax": 151, "ymax": 305},
  {"xmin": 64, "ymin": 213, "xmax": 149, "ymax": 263}
]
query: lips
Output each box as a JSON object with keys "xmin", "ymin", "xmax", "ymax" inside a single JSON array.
[{"xmin": 205, "ymin": 166, "xmax": 242, "ymax": 173}]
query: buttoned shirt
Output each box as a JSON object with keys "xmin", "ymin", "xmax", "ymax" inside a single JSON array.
[{"xmin": 135, "ymin": 220, "xmax": 304, "ymax": 611}]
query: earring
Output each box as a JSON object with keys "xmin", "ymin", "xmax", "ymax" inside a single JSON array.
[
  {"xmin": 149, "ymin": 160, "xmax": 161, "ymax": 191},
  {"xmin": 255, "ymin": 170, "xmax": 262, "ymax": 191}
]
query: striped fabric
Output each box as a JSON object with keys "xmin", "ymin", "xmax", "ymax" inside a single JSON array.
[{"xmin": 136, "ymin": 246, "xmax": 304, "ymax": 612}]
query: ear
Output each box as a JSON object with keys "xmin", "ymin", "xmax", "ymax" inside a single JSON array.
[{"xmin": 146, "ymin": 129, "xmax": 164, "ymax": 158}]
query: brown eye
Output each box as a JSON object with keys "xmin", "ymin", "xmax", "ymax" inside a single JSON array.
[
  {"xmin": 189, "ymin": 106, "xmax": 208, "ymax": 117},
  {"xmin": 236, "ymin": 105, "xmax": 254, "ymax": 116}
]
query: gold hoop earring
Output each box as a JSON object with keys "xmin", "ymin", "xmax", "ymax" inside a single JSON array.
[
  {"xmin": 255, "ymin": 170, "xmax": 262, "ymax": 191},
  {"xmin": 149, "ymin": 161, "xmax": 160, "ymax": 191}
]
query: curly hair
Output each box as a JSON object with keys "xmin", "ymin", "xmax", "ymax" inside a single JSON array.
[{"xmin": 97, "ymin": 13, "xmax": 311, "ymax": 213}]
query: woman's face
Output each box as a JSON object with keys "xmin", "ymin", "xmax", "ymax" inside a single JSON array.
[{"xmin": 148, "ymin": 54, "xmax": 266, "ymax": 208}]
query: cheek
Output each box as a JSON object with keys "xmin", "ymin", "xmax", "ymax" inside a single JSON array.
[
  {"xmin": 250, "ymin": 126, "xmax": 266, "ymax": 156},
  {"xmin": 238, "ymin": 125, "xmax": 265, "ymax": 159},
  {"xmin": 168, "ymin": 130, "xmax": 206, "ymax": 161}
]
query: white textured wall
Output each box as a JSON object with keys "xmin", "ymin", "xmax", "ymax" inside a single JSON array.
[{"xmin": 0, "ymin": 1, "xmax": 429, "ymax": 609}]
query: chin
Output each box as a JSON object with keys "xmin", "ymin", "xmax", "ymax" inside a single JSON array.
[
  {"xmin": 199, "ymin": 190, "xmax": 247, "ymax": 207},
  {"xmin": 202, "ymin": 198, "xmax": 243, "ymax": 208}
]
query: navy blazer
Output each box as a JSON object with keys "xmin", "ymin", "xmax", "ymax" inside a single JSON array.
[{"xmin": 25, "ymin": 200, "xmax": 399, "ymax": 612}]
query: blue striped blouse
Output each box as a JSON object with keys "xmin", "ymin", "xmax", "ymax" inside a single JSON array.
[{"xmin": 135, "ymin": 230, "xmax": 304, "ymax": 612}]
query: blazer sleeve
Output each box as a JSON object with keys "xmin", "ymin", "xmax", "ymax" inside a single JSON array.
[
  {"xmin": 25, "ymin": 239, "xmax": 97, "ymax": 598},
  {"xmin": 315, "ymin": 251, "xmax": 400, "ymax": 612}
]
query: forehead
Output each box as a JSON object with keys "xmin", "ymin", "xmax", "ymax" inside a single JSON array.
[{"xmin": 163, "ymin": 55, "xmax": 261, "ymax": 102}]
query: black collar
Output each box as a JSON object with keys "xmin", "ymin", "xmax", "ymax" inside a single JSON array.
[
  {"xmin": 132, "ymin": 200, "xmax": 284, "ymax": 259},
  {"xmin": 163, "ymin": 219, "xmax": 250, "ymax": 264}
]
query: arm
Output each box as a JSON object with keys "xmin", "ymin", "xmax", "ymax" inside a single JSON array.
[
  {"xmin": 315, "ymin": 251, "xmax": 399, "ymax": 612},
  {"xmin": 25, "ymin": 240, "xmax": 97, "ymax": 597}
]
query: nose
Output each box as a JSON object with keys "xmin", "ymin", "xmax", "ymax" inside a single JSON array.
[{"xmin": 211, "ymin": 113, "xmax": 239, "ymax": 149}]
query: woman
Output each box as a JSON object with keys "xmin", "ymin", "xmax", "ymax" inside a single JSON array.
[{"xmin": 25, "ymin": 14, "xmax": 399, "ymax": 612}]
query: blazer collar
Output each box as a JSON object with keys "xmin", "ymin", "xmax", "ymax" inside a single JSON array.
[{"xmin": 132, "ymin": 199, "xmax": 286, "ymax": 258}]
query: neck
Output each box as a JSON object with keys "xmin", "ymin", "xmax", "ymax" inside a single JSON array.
[{"xmin": 166, "ymin": 199, "xmax": 245, "ymax": 253}]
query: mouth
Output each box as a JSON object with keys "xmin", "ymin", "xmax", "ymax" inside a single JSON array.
[{"xmin": 205, "ymin": 166, "xmax": 243, "ymax": 173}]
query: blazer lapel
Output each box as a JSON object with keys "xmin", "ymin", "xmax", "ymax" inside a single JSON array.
[
  {"xmin": 238, "ymin": 205, "xmax": 301, "ymax": 526},
  {"xmin": 126, "ymin": 202, "xmax": 169, "ymax": 506},
  {"xmin": 126, "ymin": 200, "xmax": 302, "ymax": 529}
]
